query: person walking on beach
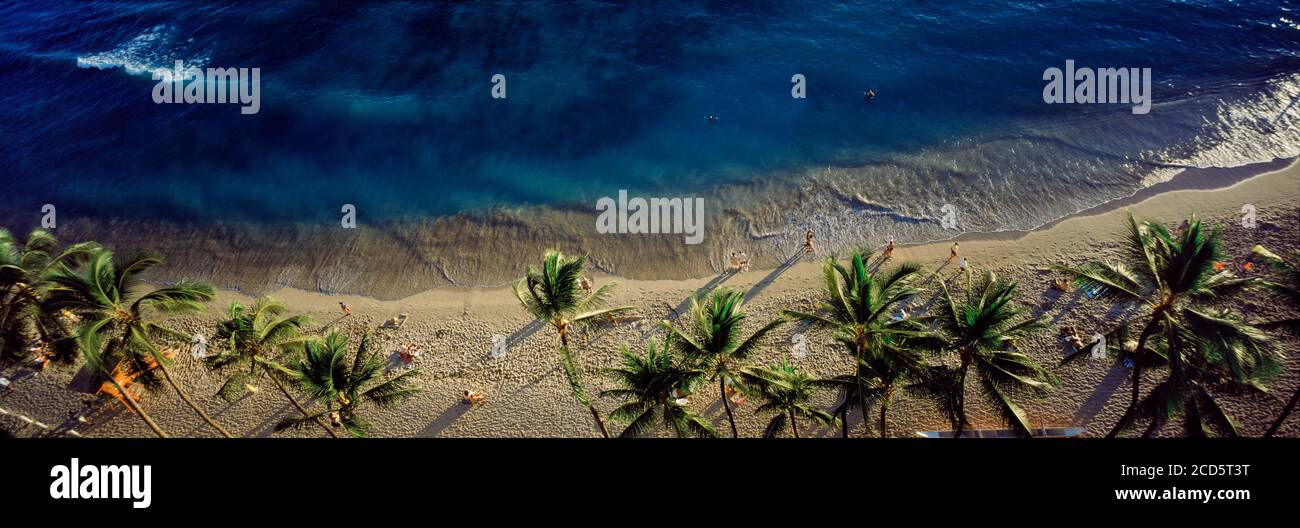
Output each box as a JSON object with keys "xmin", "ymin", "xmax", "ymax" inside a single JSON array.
[
  {"xmin": 884, "ymin": 236, "xmax": 896, "ymax": 260},
  {"xmin": 339, "ymin": 302, "xmax": 352, "ymax": 317},
  {"xmin": 947, "ymin": 242, "xmax": 959, "ymax": 263},
  {"xmin": 959, "ymin": 256, "xmax": 969, "ymax": 273},
  {"xmin": 804, "ymin": 228, "xmax": 816, "ymax": 255}
]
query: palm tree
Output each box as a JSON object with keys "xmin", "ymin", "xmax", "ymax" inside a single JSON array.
[
  {"xmin": 1054, "ymin": 214, "xmax": 1251, "ymax": 437},
  {"xmin": 1135, "ymin": 307, "xmax": 1275, "ymax": 437},
  {"xmin": 1249, "ymin": 246, "xmax": 1298, "ymax": 437},
  {"xmin": 782, "ymin": 250, "xmax": 930, "ymax": 437},
  {"xmin": 512, "ymin": 250, "xmax": 633, "ymax": 438},
  {"xmin": 207, "ymin": 297, "xmax": 338, "ymax": 438},
  {"xmin": 0, "ymin": 228, "xmax": 96, "ymax": 364},
  {"xmin": 860, "ymin": 322, "xmax": 942, "ymax": 438},
  {"xmin": 601, "ymin": 337, "xmax": 716, "ymax": 438},
  {"xmin": 41, "ymin": 248, "xmax": 232, "ymax": 438},
  {"xmin": 932, "ymin": 270, "xmax": 1058, "ymax": 437},
  {"xmin": 739, "ymin": 358, "xmax": 837, "ymax": 438},
  {"xmin": 278, "ymin": 330, "xmax": 421, "ymax": 438},
  {"xmin": 661, "ymin": 288, "xmax": 785, "ymax": 437},
  {"xmin": 74, "ymin": 325, "xmax": 169, "ymax": 437}
]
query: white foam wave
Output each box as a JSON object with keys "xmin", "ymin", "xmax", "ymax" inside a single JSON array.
[{"xmin": 75, "ymin": 24, "xmax": 208, "ymax": 82}]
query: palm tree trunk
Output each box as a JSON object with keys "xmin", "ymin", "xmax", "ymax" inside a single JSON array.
[
  {"xmin": 589, "ymin": 404, "xmax": 610, "ymax": 438},
  {"xmin": 1107, "ymin": 314, "xmax": 1163, "ymax": 438},
  {"xmin": 1264, "ymin": 385, "xmax": 1300, "ymax": 438},
  {"xmin": 262, "ymin": 364, "xmax": 339, "ymax": 438},
  {"xmin": 789, "ymin": 410, "xmax": 800, "ymax": 438},
  {"xmin": 557, "ymin": 327, "xmax": 608, "ymax": 438},
  {"xmin": 840, "ymin": 405, "xmax": 848, "ymax": 438},
  {"xmin": 879, "ymin": 397, "xmax": 889, "ymax": 439},
  {"xmin": 856, "ymin": 376, "xmax": 872, "ymax": 438},
  {"xmin": 720, "ymin": 378, "xmax": 738, "ymax": 438},
  {"xmin": 953, "ymin": 359, "xmax": 970, "ymax": 438},
  {"xmin": 107, "ymin": 376, "xmax": 169, "ymax": 438},
  {"xmin": 1141, "ymin": 417, "xmax": 1161, "ymax": 438},
  {"xmin": 155, "ymin": 360, "xmax": 234, "ymax": 438},
  {"xmin": 0, "ymin": 285, "xmax": 15, "ymax": 336}
]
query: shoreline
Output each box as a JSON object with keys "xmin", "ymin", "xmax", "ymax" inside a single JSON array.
[
  {"xmin": 238, "ymin": 156, "xmax": 1300, "ymax": 301},
  {"xmin": 245, "ymin": 157, "xmax": 1300, "ymax": 307},
  {"xmin": 2, "ymin": 157, "xmax": 1292, "ymax": 302}
]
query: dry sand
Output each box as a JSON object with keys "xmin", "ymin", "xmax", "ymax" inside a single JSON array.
[{"xmin": 2, "ymin": 160, "xmax": 1298, "ymax": 438}]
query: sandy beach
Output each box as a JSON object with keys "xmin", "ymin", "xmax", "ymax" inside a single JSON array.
[{"xmin": 2, "ymin": 159, "xmax": 1298, "ymax": 438}]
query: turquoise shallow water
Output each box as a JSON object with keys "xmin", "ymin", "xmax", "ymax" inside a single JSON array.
[{"xmin": 0, "ymin": 0, "xmax": 1297, "ymax": 226}]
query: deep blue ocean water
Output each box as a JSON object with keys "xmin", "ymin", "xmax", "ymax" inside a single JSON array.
[{"xmin": 0, "ymin": 0, "xmax": 1297, "ymax": 225}]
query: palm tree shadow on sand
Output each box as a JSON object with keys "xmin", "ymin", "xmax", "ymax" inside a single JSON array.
[
  {"xmin": 1073, "ymin": 362, "xmax": 1130, "ymax": 429},
  {"xmin": 180, "ymin": 392, "xmax": 255, "ymax": 438},
  {"xmin": 245, "ymin": 401, "xmax": 298, "ymax": 438}
]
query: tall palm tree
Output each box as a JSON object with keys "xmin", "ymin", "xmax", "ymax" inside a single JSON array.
[
  {"xmin": 860, "ymin": 322, "xmax": 942, "ymax": 438},
  {"xmin": 739, "ymin": 358, "xmax": 837, "ymax": 438},
  {"xmin": 1249, "ymin": 245, "xmax": 1298, "ymax": 437},
  {"xmin": 207, "ymin": 297, "xmax": 338, "ymax": 438},
  {"xmin": 512, "ymin": 250, "xmax": 633, "ymax": 438},
  {"xmin": 783, "ymin": 250, "xmax": 930, "ymax": 437},
  {"xmin": 41, "ymin": 248, "xmax": 232, "ymax": 438},
  {"xmin": 932, "ymin": 270, "xmax": 1058, "ymax": 437},
  {"xmin": 75, "ymin": 324, "xmax": 169, "ymax": 437},
  {"xmin": 1054, "ymin": 214, "xmax": 1251, "ymax": 437},
  {"xmin": 661, "ymin": 288, "xmax": 785, "ymax": 437},
  {"xmin": 0, "ymin": 228, "xmax": 96, "ymax": 363},
  {"xmin": 278, "ymin": 330, "xmax": 421, "ymax": 438},
  {"xmin": 1135, "ymin": 307, "xmax": 1275, "ymax": 437},
  {"xmin": 601, "ymin": 337, "xmax": 716, "ymax": 438}
]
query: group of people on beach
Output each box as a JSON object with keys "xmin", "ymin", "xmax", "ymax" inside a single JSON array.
[{"xmin": 728, "ymin": 252, "xmax": 751, "ymax": 273}]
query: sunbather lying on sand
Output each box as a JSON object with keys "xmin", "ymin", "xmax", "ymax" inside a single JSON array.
[
  {"xmin": 381, "ymin": 313, "xmax": 409, "ymax": 330},
  {"xmin": 1062, "ymin": 325, "xmax": 1088, "ymax": 351}
]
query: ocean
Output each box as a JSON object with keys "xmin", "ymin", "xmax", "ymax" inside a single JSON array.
[{"xmin": 0, "ymin": 0, "xmax": 1297, "ymax": 233}]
